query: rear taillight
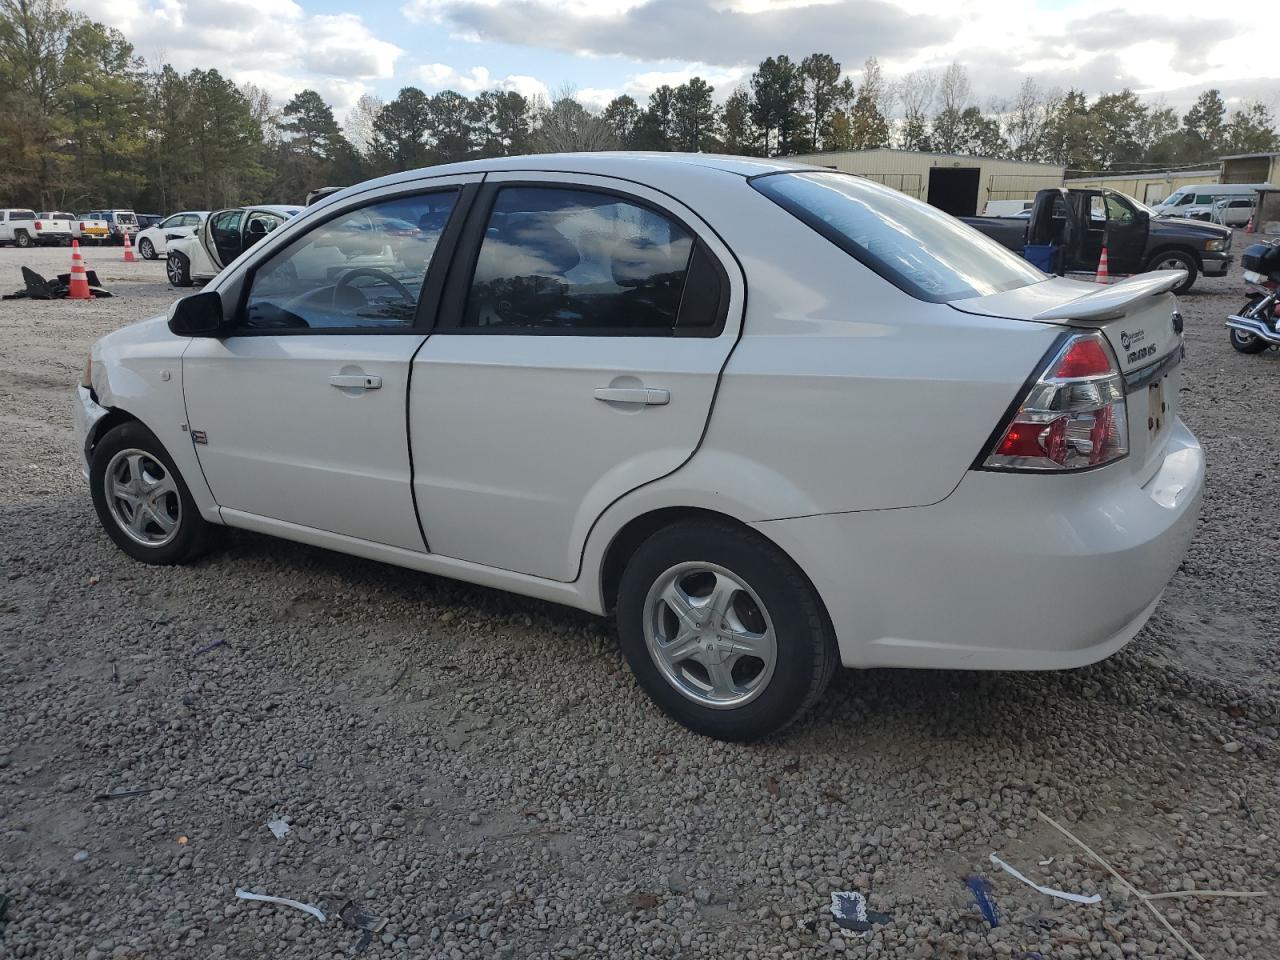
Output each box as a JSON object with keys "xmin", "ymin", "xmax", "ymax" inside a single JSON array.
[
  {"xmin": 981, "ymin": 332, "xmax": 1128, "ymax": 471},
  {"xmin": 34, "ymin": 220, "xmax": 42, "ymax": 230}
]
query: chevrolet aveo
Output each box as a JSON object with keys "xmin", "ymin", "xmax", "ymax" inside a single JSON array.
[{"xmin": 74, "ymin": 154, "xmax": 1204, "ymax": 740}]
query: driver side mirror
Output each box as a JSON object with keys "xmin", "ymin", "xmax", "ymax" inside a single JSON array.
[{"xmin": 168, "ymin": 290, "xmax": 225, "ymax": 337}]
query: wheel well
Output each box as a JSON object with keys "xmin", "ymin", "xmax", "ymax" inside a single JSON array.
[{"xmin": 87, "ymin": 407, "xmax": 141, "ymax": 457}]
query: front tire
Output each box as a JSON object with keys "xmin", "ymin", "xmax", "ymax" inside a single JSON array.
[
  {"xmin": 138, "ymin": 237, "xmax": 156, "ymax": 260},
  {"xmin": 1231, "ymin": 295, "xmax": 1272, "ymax": 354},
  {"xmin": 1147, "ymin": 250, "xmax": 1198, "ymax": 294},
  {"xmin": 616, "ymin": 520, "xmax": 837, "ymax": 741},
  {"xmin": 167, "ymin": 251, "xmax": 192, "ymax": 287},
  {"xmin": 90, "ymin": 421, "xmax": 212, "ymax": 565}
]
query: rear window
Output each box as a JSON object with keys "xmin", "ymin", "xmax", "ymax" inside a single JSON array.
[
  {"xmin": 751, "ymin": 172, "xmax": 1044, "ymax": 303},
  {"xmin": 115, "ymin": 212, "xmax": 137, "ymax": 225}
]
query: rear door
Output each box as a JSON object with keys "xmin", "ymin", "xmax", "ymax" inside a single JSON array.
[
  {"xmin": 409, "ymin": 172, "xmax": 743, "ymax": 582},
  {"xmin": 203, "ymin": 209, "xmax": 244, "ymax": 269}
]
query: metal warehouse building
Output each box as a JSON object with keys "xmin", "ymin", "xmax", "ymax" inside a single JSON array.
[
  {"xmin": 1220, "ymin": 151, "xmax": 1280, "ymax": 185},
  {"xmin": 1063, "ymin": 168, "xmax": 1219, "ymax": 205},
  {"xmin": 785, "ymin": 148, "xmax": 1065, "ymax": 216}
]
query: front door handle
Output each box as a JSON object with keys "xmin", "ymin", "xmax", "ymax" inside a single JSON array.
[
  {"xmin": 329, "ymin": 374, "xmax": 382, "ymax": 389},
  {"xmin": 594, "ymin": 386, "xmax": 669, "ymax": 405}
]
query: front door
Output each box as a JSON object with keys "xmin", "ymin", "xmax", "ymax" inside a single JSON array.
[
  {"xmin": 1100, "ymin": 191, "xmax": 1149, "ymax": 276},
  {"xmin": 202, "ymin": 209, "xmax": 245, "ymax": 270},
  {"xmin": 181, "ymin": 180, "xmax": 477, "ymax": 550},
  {"xmin": 409, "ymin": 173, "xmax": 743, "ymax": 581}
]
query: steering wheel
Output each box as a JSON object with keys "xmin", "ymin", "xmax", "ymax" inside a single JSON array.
[{"xmin": 333, "ymin": 267, "xmax": 414, "ymax": 306}]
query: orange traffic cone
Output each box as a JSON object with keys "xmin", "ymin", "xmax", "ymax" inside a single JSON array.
[
  {"xmin": 67, "ymin": 240, "xmax": 91, "ymax": 300},
  {"xmin": 122, "ymin": 231, "xmax": 136, "ymax": 262},
  {"xmin": 1095, "ymin": 247, "xmax": 1110, "ymax": 284}
]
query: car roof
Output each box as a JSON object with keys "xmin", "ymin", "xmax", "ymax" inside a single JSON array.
[{"xmin": 314, "ymin": 152, "xmax": 826, "ymax": 209}]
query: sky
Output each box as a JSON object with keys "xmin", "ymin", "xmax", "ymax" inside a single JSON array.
[{"xmin": 73, "ymin": 0, "xmax": 1280, "ymax": 126}]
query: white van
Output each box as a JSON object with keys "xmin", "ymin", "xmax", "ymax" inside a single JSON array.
[{"xmin": 1153, "ymin": 183, "xmax": 1270, "ymax": 220}]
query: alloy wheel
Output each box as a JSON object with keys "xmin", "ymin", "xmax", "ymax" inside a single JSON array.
[
  {"xmin": 104, "ymin": 448, "xmax": 181, "ymax": 547},
  {"xmin": 642, "ymin": 562, "xmax": 777, "ymax": 709}
]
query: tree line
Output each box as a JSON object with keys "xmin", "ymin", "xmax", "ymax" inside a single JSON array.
[{"xmin": 3, "ymin": 0, "xmax": 1278, "ymax": 212}]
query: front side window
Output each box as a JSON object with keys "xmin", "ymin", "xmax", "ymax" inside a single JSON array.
[
  {"xmin": 1104, "ymin": 195, "xmax": 1134, "ymax": 223},
  {"xmin": 159, "ymin": 215, "xmax": 183, "ymax": 229},
  {"xmin": 752, "ymin": 171, "xmax": 1044, "ymax": 303},
  {"xmin": 242, "ymin": 191, "xmax": 458, "ymax": 331},
  {"xmin": 463, "ymin": 187, "xmax": 694, "ymax": 332}
]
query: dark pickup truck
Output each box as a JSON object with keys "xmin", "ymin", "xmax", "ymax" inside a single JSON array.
[{"xmin": 961, "ymin": 187, "xmax": 1233, "ymax": 294}]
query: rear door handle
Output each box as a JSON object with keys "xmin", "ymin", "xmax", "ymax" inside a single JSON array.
[
  {"xmin": 329, "ymin": 374, "xmax": 382, "ymax": 389},
  {"xmin": 594, "ymin": 386, "xmax": 669, "ymax": 405}
]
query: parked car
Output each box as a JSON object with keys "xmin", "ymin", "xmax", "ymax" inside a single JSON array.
[
  {"xmin": 166, "ymin": 206, "xmax": 301, "ymax": 286},
  {"xmin": 962, "ymin": 187, "xmax": 1232, "ymax": 294},
  {"xmin": 135, "ymin": 211, "xmax": 208, "ymax": 261},
  {"xmin": 74, "ymin": 154, "xmax": 1204, "ymax": 740},
  {"xmin": 84, "ymin": 209, "xmax": 140, "ymax": 244},
  {"xmin": 0, "ymin": 208, "xmax": 73, "ymax": 246},
  {"xmin": 39, "ymin": 211, "xmax": 109, "ymax": 245},
  {"xmin": 1211, "ymin": 197, "xmax": 1256, "ymax": 228},
  {"xmin": 982, "ymin": 199, "xmax": 1032, "ymax": 216}
]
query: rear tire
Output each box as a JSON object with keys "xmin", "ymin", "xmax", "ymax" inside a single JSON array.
[
  {"xmin": 167, "ymin": 251, "xmax": 192, "ymax": 287},
  {"xmin": 1147, "ymin": 250, "xmax": 1197, "ymax": 294},
  {"xmin": 1230, "ymin": 295, "xmax": 1272, "ymax": 354},
  {"xmin": 616, "ymin": 520, "xmax": 837, "ymax": 741},
  {"xmin": 90, "ymin": 421, "xmax": 212, "ymax": 565},
  {"xmin": 14, "ymin": 231, "xmax": 32, "ymax": 249}
]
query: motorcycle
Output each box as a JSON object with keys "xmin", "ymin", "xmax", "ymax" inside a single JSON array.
[{"xmin": 1226, "ymin": 241, "xmax": 1280, "ymax": 354}]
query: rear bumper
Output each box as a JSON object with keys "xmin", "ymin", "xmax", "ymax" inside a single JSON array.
[
  {"xmin": 1201, "ymin": 252, "xmax": 1232, "ymax": 276},
  {"xmin": 752, "ymin": 418, "xmax": 1204, "ymax": 670},
  {"xmin": 35, "ymin": 232, "xmax": 72, "ymax": 245},
  {"xmin": 72, "ymin": 385, "xmax": 109, "ymax": 480}
]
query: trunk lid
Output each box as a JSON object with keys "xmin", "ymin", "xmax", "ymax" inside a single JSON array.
[{"xmin": 951, "ymin": 271, "xmax": 1186, "ymax": 484}]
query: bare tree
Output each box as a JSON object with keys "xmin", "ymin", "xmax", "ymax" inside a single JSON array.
[
  {"xmin": 931, "ymin": 63, "xmax": 972, "ymax": 153},
  {"xmin": 532, "ymin": 85, "xmax": 617, "ymax": 153},
  {"xmin": 239, "ymin": 83, "xmax": 280, "ymax": 144},
  {"xmin": 1003, "ymin": 77, "xmax": 1049, "ymax": 161},
  {"xmin": 344, "ymin": 93, "xmax": 384, "ymax": 153},
  {"xmin": 894, "ymin": 69, "xmax": 935, "ymax": 150}
]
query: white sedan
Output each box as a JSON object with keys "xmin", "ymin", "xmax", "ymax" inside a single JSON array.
[
  {"xmin": 166, "ymin": 205, "xmax": 301, "ymax": 286},
  {"xmin": 74, "ymin": 154, "xmax": 1204, "ymax": 740},
  {"xmin": 135, "ymin": 211, "xmax": 208, "ymax": 261}
]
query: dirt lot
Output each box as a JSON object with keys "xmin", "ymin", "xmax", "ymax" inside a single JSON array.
[{"xmin": 1, "ymin": 242, "xmax": 1277, "ymax": 959}]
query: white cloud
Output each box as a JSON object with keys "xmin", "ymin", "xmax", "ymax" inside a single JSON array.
[
  {"xmin": 577, "ymin": 87, "xmax": 618, "ymax": 109},
  {"xmin": 412, "ymin": 63, "xmax": 552, "ymax": 103},
  {"xmin": 69, "ymin": 0, "xmax": 402, "ymax": 114},
  {"xmin": 623, "ymin": 66, "xmax": 749, "ymax": 100}
]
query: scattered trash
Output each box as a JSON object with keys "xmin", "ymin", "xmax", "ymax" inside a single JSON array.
[
  {"xmin": 965, "ymin": 875, "xmax": 1000, "ymax": 927},
  {"xmin": 266, "ymin": 818, "xmax": 290, "ymax": 839},
  {"xmin": 829, "ymin": 890, "xmax": 892, "ymax": 932},
  {"xmin": 626, "ymin": 892, "xmax": 659, "ymax": 910},
  {"xmin": 990, "ymin": 854, "xmax": 1101, "ymax": 904},
  {"xmin": 765, "ymin": 775, "xmax": 780, "ymax": 796},
  {"xmin": 73, "ymin": 850, "xmax": 90, "ymax": 862},
  {"xmin": 110, "ymin": 661, "xmax": 118, "ymax": 683},
  {"xmin": 354, "ymin": 930, "xmax": 372, "ymax": 953},
  {"xmin": 177, "ymin": 835, "xmax": 189, "ymax": 845},
  {"xmin": 87, "ymin": 574, "xmax": 100, "ymax": 586},
  {"xmin": 1038, "ymin": 857, "xmax": 1054, "ymax": 867},
  {"xmin": 234, "ymin": 888, "xmax": 326, "ymax": 922},
  {"xmin": 193, "ymin": 638, "xmax": 227, "ymax": 656},
  {"xmin": 338, "ymin": 900, "xmax": 387, "ymax": 933},
  {"xmin": 92, "ymin": 786, "xmax": 154, "ymax": 802}
]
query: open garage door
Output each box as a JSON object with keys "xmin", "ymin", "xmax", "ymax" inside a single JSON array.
[{"xmin": 927, "ymin": 167, "xmax": 981, "ymax": 216}]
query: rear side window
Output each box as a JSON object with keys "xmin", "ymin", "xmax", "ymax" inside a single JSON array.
[
  {"xmin": 10, "ymin": 210, "xmax": 35, "ymax": 221},
  {"xmin": 751, "ymin": 171, "xmax": 1044, "ymax": 303},
  {"xmin": 462, "ymin": 187, "xmax": 696, "ymax": 333}
]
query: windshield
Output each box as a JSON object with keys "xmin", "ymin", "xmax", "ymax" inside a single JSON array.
[{"xmin": 751, "ymin": 171, "xmax": 1044, "ymax": 302}]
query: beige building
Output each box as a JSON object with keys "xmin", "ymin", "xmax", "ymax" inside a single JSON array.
[
  {"xmin": 1220, "ymin": 151, "xmax": 1280, "ymax": 185},
  {"xmin": 1063, "ymin": 168, "xmax": 1219, "ymax": 205},
  {"xmin": 784, "ymin": 148, "xmax": 1065, "ymax": 216}
]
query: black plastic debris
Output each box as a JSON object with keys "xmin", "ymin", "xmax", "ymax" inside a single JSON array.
[
  {"xmin": 829, "ymin": 891, "xmax": 892, "ymax": 932},
  {"xmin": 339, "ymin": 899, "xmax": 386, "ymax": 953},
  {"xmin": 2, "ymin": 266, "xmax": 111, "ymax": 299}
]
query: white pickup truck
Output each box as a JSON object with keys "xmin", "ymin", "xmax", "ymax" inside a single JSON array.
[
  {"xmin": 41, "ymin": 211, "xmax": 110, "ymax": 245},
  {"xmin": 0, "ymin": 209, "xmax": 74, "ymax": 247}
]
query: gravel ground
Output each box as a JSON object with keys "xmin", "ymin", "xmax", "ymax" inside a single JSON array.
[{"xmin": 1, "ymin": 241, "xmax": 1277, "ymax": 959}]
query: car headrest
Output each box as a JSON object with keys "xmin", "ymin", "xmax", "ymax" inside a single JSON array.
[{"xmin": 418, "ymin": 211, "xmax": 449, "ymax": 234}]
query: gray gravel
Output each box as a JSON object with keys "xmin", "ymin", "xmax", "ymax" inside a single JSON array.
[{"xmin": 1, "ymin": 242, "xmax": 1277, "ymax": 959}]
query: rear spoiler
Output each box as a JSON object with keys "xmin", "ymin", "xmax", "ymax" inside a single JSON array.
[{"xmin": 1032, "ymin": 270, "xmax": 1185, "ymax": 323}]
